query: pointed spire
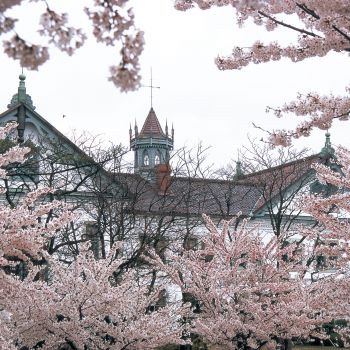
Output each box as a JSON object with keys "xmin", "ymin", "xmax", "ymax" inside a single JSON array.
[
  {"xmin": 235, "ymin": 160, "xmax": 243, "ymax": 178},
  {"xmin": 234, "ymin": 150, "xmax": 243, "ymax": 178},
  {"xmin": 18, "ymin": 74, "xmax": 26, "ymax": 102},
  {"xmin": 129, "ymin": 123, "xmax": 132, "ymax": 140},
  {"xmin": 171, "ymin": 123, "xmax": 174, "ymax": 140},
  {"xmin": 8, "ymin": 73, "xmax": 35, "ymax": 110},
  {"xmin": 165, "ymin": 119, "xmax": 168, "ymax": 137},
  {"xmin": 325, "ymin": 131, "xmax": 331, "ymax": 148},
  {"xmin": 134, "ymin": 120, "xmax": 138, "ymax": 136},
  {"xmin": 140, "ymin": 107, "xmax": 165, "ymax": 136}
]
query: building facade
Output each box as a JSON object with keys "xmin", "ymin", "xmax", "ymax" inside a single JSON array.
[{"xmin": 0, "ymin": 74, "xmax": 339, "ymax": 274}]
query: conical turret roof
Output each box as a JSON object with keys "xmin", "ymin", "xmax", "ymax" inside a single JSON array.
[{"xmin": 140, "ymin": 107, "xmax": 165, "ymax": 137}]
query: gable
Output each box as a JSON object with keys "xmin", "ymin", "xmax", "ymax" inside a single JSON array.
[{"xmin": 0, "ymin": 103, "xmax": 129, "ymax": 200}]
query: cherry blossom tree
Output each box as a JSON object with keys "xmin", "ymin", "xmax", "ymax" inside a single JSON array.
[
  {"xmin": 174, "ymin": 0, "xmax": 350, "ymax": 146},
  {"xmin": 0, "ymin": 123, "xmax": 187, "ymax": 349},
  {"xmin": 151, "ymin": 211, "xmax": 350, "ymax": 349},
  {"xmin": 3, "ymin": 245, "xmax": 188, "ymax": 350},
  {"xmin": 0, "ymin": 123, "xmax": 71, "ymax": 268},
  {"xmin": 0, "ymin": 122, "xmax": 74, "ymax": 346}
]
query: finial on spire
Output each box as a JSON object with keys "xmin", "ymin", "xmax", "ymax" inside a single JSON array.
[
  {"xmin": 129, "ymin": 123, "xmax": 132, "ymax": 140},
  {"xmin": 8, "ymin": 72, "xmax": 35, "ymax": 110},
  {"xmin": 171, "ymin": 123, "xmax": 174, "ymax": 140},
  {"xmin": 320, "ymin": 130, "xmax": 335, "ymax": 159},
  {"xmin": 142, "ymin": 68, "xmax": 160, "ymax": 108},
  {"xmin": 18, "ymin": 73, "xmax": 26, "ymax": 102}
]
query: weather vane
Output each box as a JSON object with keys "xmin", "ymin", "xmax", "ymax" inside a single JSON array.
[{"xmin": 142, "ymin": 68, "xmax": 160, "ymax": 108}]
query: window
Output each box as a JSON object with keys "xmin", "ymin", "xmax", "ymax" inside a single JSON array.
[
  {"xmin": 184, "ymin": 236, "xmax": 204, "ymax": 251},
  {"xmin": 155, "ymin": 237, "xmax": 168, "ymax": 260},
  {"xmin": 84, "ymin": 222, "xmax": 101, "ymax": 260},
  {"xmin": 143, "ymin": 154, "xmax": 149, "ymax": 166},
  {"xmin": 315, "ymin": 240, "xmax": 340, "ymax": 271},
  {"xmin": 282, "ymin": 240, "xmax": 304, "ymax": 265},
  {"xmin": 155, "ymin": 155, "xmax": 160, "ymax": 165}
]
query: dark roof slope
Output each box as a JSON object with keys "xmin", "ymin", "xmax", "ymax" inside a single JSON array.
[
  {"xmin": 114, "ymin": 154, "xmax": 320, "ymax": 218},
  {"xmin": 114, "ymin": 173, "xmax": 262, "ymax": 218}
]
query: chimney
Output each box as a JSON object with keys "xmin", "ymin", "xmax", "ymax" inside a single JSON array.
[{"xmin": 155, "ymin": 164, "xmax": 171, "ymax": 195}]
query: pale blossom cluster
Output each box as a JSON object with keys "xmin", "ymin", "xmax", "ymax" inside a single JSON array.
[
  {"xmin": 174, "ymin": 0, "xmax": 264, "ymax": 11},
  {"xmin": 0, "ymin": 122, "xmax": 29, "ymax": 178},
  {"xmin": 0, "ymin": 0, "xmax": 143, "ymax": 91},
  {"xmin": 209, "ymin": 1, "xmax": 350, "ymax": 70},
  {"xmin": 0, "ymin": 15, "xmax": 16, "ymax": 35},
  {"xmin": 294, "ymin": 148, "xmax": 350, "ymax": 307},
  {"xmin": 265, "ymin": 86, "xmax": 350, "ymax": 145},
  {"xmin": 109, "ymin": 31, "xmax": 145, "ymax": 92},
  {"xmin": 3, "ymin": 34, "xmax": 50, "ymax": 70},
  {"xmin": 151, "ymin": 213, "xmax": 350, "ymax": 349},
  {"xmin": 0, "ymin": 318, "xmax": 16, "ymax": 350},
  {"xmin": 4, "ymin": 244, "xmax": 188, "ymax": 349},
  {"xmin": 39, "ymin": 8, "xmax": 87, "ymax": 56},
  {"xmin": 0, "ymin": 0, "xmax": 22, "ymax": 13},
  {"xmin": 85, "ymin": 0, "xmax": 133, "ymax": 46},
  {"xmin": 0, "ymin": 189, "xmax": 73, "ymax": 267},
  {"xmin": 305, "ymin": 146, "xmax": 350, "ymax": 224},
  {"xmin": 85, "ymin": 0, "xmax": 144, "ymax": 91}
]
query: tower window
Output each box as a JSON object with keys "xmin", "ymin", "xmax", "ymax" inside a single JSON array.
[
  {"xmin": 143, "ymin": 154, "xmax": 149, "ymax": 166},
  {"xmin": 155, "ymin": 155, "xmax": 160, "ymax": 165}
]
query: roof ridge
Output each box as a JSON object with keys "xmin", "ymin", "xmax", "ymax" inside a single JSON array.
[{"xmin": 240, "ymin": 153, "xmax": 319, "ymax": 179}]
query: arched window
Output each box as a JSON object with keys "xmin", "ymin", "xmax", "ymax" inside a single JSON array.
[
  {"xmin": 155, "ymin": 154, "xmax": 160, "ymax": 165},
  {"xmin": 143, "ymin": 154, "xmax": 149, "ymax": 166}
]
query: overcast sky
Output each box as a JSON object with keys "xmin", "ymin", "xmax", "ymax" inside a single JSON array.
[{"xmin": 0, "ymin": 0, "xmax": 349, "ymax": 169}]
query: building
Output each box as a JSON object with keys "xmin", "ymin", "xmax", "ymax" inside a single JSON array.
[{"xmin": 0, "ymin": 74, "xmax": 338, "ymax": 266}]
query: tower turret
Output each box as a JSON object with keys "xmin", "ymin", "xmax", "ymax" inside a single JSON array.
[{"xmin": 130, "ymin": 107, "xmax": 174, "ymax": 180}]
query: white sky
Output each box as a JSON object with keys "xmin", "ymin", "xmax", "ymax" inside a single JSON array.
[{"xmin": 0, "ymin": 0, "xmax": 349, "ymax": 169}]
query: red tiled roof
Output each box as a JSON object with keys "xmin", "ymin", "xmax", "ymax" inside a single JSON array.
[
  {"xmin": 113, "ymin": 154, "xmax": 321, "ymax": 218},
  {"xmin": 114, "ymin": 172, "xmax": 261, "ymax": 218},
  {"xmin": 140, "ymin": 108, "xmax": 165, "ymax": 137}
]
